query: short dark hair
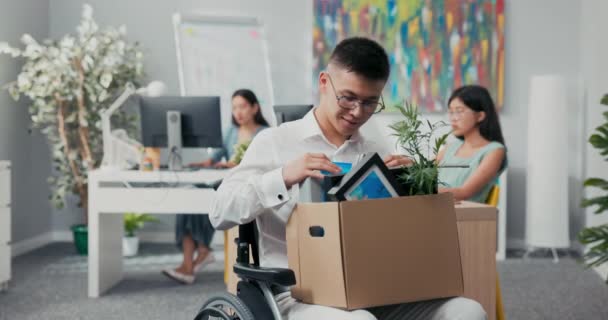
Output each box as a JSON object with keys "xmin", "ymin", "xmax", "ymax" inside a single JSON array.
[
  {"xmin": 231, "ymin": 89, "xmax": 269, "ymax": 127},
  {"xmin": 329, "ymin": 37, "xmax": 390, "ymax": 81}
]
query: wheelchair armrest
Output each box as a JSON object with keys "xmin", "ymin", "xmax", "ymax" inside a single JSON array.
[{"xmin": 233, "ymin": 263, "xmax": 296, "ymax": 287}]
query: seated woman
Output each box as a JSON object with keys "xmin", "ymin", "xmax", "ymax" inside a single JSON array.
[
  {"xmin": 437, "ymin": 85, "xmax": 507, "ymax": 203},
  {"xmin": 162, "ymin": 89, "xmax": 269, "ymax": 284}
]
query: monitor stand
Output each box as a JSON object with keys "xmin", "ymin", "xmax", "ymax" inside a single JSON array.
[{"xmin": 167, "ymin": 110, "xmax": 183, "ymax": 171}]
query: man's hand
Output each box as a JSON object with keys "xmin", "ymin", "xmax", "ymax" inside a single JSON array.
[
  {"xmin": 282, "ymin": 153, "xmax": 341, "ymax": 189},
  {"xmin": 383, "ymin": 154, "xmax": 413, "ymax": 168}
]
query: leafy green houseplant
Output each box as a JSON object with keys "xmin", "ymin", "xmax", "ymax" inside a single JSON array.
[
  {"xmin": 124, "ymin": 213, "xmax": 159, "ymax": 237},
  {"xmin": 0, "ymin": 4, "xmax": 144, "ymax": 227},
  {"xmin": 578, "ymin": 94, "xmax": 608, "ymax": 271},
  {"xmin": 389, "ymin": 102, "xmax": 449, "ymax": 195},
  {"xmin": 231, "ymin": 140, "xmax": 252, "ymax": 165},
  {"xmin": 123, "ymin": 213, "xmax": 158, "ymax": 257}
]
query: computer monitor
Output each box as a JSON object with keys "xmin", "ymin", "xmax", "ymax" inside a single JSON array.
[
  {"xmin": 139, "ymin": 96, "xmax": 222, "ymax": 170},
  {"xmin": 273, "ymin": 105, "xmax": 313, "ymax": 125}
]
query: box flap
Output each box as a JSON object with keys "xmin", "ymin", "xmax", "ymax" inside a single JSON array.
[
  {"xmin": 339, "ymin": 193, "xmax": 464, "ymax": 309},
  {"xmin": 287, "ymin": 202, "xmax": 347, "ymax": 308}
]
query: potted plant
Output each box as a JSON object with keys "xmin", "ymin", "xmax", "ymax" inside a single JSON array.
[
  {"xmin": 389, "ymin": 101, "xmax": 450, "ymax": 195},
  {"xmin": 123, "ymin": 213, "xmax": 159, "ymax": 257},
  {"xmin": 0, "ymin": 5, "xmax": 144, "ymax": 254},
  {"xmin": 578, "ymin": 94, "xmax": 608, "ymax": 276},
  {"xmin": 231, "ymin": 140, "xmax": 252, "ymax": 165}
]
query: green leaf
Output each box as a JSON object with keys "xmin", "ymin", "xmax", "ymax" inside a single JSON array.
[
  {"xmin": 581, "ymin": 196, "xmax": 608, "ymax": 214},
  {"xmin": 583, "ymin": 178, "xmax": 608, "ymax": 190},
  {"xmin": 601, "ymin": 94, "xmax": 608, "ymax": 106},
  {"xmin": 578, "ymin": 224, "xmax": 608, "ymax": 268},
  {"xmin": 123, "ymin": 213, "xmax": 159, "ymax": 236}
]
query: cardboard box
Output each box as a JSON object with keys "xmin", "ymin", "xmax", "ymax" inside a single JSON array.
[{"xmin": 286, "ymin": 193, "xmax": 464, "ymax": 309}]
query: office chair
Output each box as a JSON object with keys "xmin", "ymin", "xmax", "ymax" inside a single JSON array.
[
  {"xmin": 273, "ymin": 105, "xmax": 313, "ymax": 125},
  {"xmin": 486, "ymin": 185, "xmax": 506, "ymax": 320}
]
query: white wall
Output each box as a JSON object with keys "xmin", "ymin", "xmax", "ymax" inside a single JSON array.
[
  {"xmin": 47, "ymin": 0, "xmax": 591, "ymax": 248},
  {"xmin": 0, "ymin": 0, "xmax": 53, "ymax": 243}
]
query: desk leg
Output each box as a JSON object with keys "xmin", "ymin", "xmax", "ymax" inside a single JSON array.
[{"xmin": 88, "ymin": 186, "xmax": 123, "ymax": 297}]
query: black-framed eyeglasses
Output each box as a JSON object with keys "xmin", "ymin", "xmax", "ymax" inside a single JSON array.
[{"xmin": 326, "ymin": 73, "xmax": 385, "ymax": 114}]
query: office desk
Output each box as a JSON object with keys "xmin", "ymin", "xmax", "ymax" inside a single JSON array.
[{"xmin": 87, "ymin": 168, "xmax": 227, "ymax": 298}]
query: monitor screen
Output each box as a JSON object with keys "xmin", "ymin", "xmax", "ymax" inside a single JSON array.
[
  {"xmin": 139, "ymin": 96, "xmax": 222, "ymax": 148},
  {"xmin": 273, "ymin": 105, "xmax": 313, "ymax": 125}
]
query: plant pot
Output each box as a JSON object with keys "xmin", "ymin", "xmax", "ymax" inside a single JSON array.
[
  {"xmin": 389, "ymin": 167, "xmax": 438, "ymax": 196},
  {"xmin": 71, "ymin": 224, "xmax": 88, "ymax": 255},
  {"xmin": 122, "ymin": 236, "xmax": 139, "ymax": 257}
]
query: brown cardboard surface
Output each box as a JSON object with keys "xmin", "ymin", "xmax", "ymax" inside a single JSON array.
[
  {"xmin": 288, "ymin": 193, "xmax": 464, "ymax": 309},
  {"xmin": 339, "ymin": 193, "xmax": 463, "ymax": 309},
  {"xmin": 287, "ymin": 202, "xmax": 347, "ymax": 308}
]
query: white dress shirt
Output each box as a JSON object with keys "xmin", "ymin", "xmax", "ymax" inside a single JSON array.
[{"xmin": 209, "ymin": 109, "xmax": 391, "ymax": 268}]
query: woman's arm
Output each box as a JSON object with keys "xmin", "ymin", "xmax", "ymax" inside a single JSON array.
[{"xmin": 439, "ymin": 148, "xmax": 505, "ymax": 201}]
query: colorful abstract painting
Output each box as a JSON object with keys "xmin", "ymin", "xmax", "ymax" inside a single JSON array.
[{"xmin": 313, "ymin": 0, "xmax": 505, "ymax": 112}]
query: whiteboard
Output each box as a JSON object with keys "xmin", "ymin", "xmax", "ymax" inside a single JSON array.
[{"xmin": 173, "ymin": 14, "xmax": 276, "ymax": 128}]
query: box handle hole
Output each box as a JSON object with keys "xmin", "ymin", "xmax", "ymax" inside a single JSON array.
[{"xmin": 308, "ymin": 226, "xmax": 325, "ymax": 237}]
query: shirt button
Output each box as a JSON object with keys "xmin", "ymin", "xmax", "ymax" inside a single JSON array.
[{"xmin": 278, "ymin": 194, "xmax": 284, "ymax": 200}]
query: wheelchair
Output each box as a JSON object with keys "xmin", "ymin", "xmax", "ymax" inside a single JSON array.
[{"xmin": 193, "ymin": 221, "xmax": 296, "ymax": 320}]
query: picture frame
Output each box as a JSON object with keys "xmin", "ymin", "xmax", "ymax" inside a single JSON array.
[{"xmin": 327, "ymin": 153, "xmax": 404, "ymax": 201}]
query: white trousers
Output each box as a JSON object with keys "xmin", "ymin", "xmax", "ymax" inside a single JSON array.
[{"xmin": 275, "ymin": 293, "xmax": 487, "ymax": 320}]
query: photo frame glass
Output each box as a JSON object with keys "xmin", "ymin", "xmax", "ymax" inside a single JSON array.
[{"xmin": 344, "ymin": 166, "xmax": 399, "ymax": 201}]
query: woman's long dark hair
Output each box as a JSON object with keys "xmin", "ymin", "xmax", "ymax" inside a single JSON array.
[
  {"xmin": 231, "ymin": 89, "xmax": 269, "ymax": 127},
  {"xmin": 448, "ymin": 85, "xmax": 505, "ymax": 145}
]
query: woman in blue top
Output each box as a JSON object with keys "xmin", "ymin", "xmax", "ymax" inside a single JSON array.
[
  {"xmin": 209, "ymin": 89, "xmax": 269, "ymax": 168},
  {"xmin": 162, "ymin": 89, "xmax": 269, "ymax": 284},
  {"xmin": 437, "ymin": 85, "xmax": 507, "ymax": 203}
]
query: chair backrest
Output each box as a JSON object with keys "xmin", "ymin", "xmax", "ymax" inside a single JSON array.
[
  {"xmin": 237, "ymin": 221, "xmax": 260, "ymax": 266},
  {"xmin": 486, "ymin": 185, "xmax": 500, "ymax": 207},
  {"xmin": 273, "ymin": 105, "xmax": 313, "ymax": 125},
  {"xmin": 212, "ymin": 180, "xmax": 260, "ymax": 266}
]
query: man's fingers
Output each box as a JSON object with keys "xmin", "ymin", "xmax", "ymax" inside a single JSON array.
[
  {"xmin": 308, "ymin": 159, "xmax": 340, "ymax": 173},
  {"xmin": 385, "ymin": 160, "xmax": 400, "ymax": 168},
  {"xmin": 383, "ymin": 155, "xmax": 395, "ymax": 163},
  {"xmin": 307, "ymin": 169, "xmax": 325, "ymax": 180},
  {"xmin": 307, "ymin": 153, "xmax": 331, "ymax": 160}
]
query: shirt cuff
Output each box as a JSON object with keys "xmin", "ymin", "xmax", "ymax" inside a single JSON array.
[{"xmin": 255, "ymin": 167, "xmax": 290, "ymax": 208}]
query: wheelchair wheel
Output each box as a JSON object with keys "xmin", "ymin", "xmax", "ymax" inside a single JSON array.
[{"xmin": 194, "ymin": 292, "xmax": 255, "ymax": 320}]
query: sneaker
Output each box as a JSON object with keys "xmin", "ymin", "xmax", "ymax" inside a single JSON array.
[
  {"xmin": 162, "ymin": 268, "xmax": 195, "ymax": 285},
  {"xmin": 193, "ymin": 253, "xmax": 216, "ymax": 273}
]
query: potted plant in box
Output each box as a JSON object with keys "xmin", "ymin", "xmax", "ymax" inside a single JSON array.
[{"xmin": 389, "ymin": 101, "xmax": 450, "ymax": 195}]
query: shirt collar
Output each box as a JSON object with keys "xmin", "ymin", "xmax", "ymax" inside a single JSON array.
[{"xmin": 296, "ymin": 107, "xmax": 365, "ymax": 144}]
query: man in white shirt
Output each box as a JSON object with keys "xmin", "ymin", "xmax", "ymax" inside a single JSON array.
[{"xmin": 210, "ymin": 37, "xmax": 486, "ymax": 320}]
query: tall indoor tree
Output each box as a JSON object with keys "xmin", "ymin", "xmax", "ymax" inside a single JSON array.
[{"xmin": 0, "ymin": 4, "xmax": 144, "ymax": 223}]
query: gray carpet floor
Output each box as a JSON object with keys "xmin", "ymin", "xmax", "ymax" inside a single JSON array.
[{"xmin": 0, "ymin": 243, "xmax": 607, "ymax": 320}]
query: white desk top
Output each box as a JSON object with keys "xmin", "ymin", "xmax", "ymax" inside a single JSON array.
[{"xmin": 89, "ymin": 168, "xmax": 229, "ymax": 184}]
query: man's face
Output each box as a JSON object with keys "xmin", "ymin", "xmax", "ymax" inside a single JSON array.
[{"xmin": 318, "ymin": 66, "xmax": 386, "ymax": 137}]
